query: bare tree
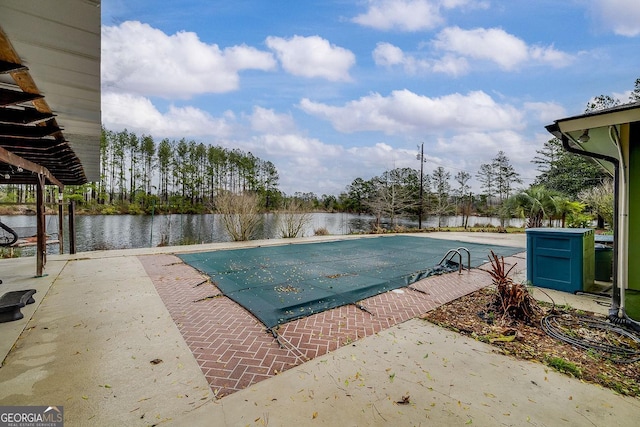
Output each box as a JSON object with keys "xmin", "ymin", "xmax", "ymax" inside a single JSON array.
[
  {"xmin": 493, "ymin": 151, "xmax": 521, "ymax": 203},
  {"xmin": 278, "ymin": 199, "xmax": 312, "ymax": 238},
  {"xmin": 476, "ymin": 162, "xmax": 495, "ymax": 210},
  {"xmin": 431, "ymin": 166, "xmax": 451, "ymax": 227},
  {"xmin": 215, "ymin": 192, "xmax": 263, "ymax": 241},
  {"xmin": 364, "ymin": 169, "xmax": 417, "ymax": 231},
  {"xmin": 364, "ymin": 179, "xmax": 396, "ymax": 231},
  {"xmin": 455, "ymin": 171, "xmax": 471, "ymax": 228}
]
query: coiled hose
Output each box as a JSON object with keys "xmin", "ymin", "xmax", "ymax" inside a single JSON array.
[{"xmin": 541, "ymin": 313, "xmax": 640, "ymax": 364}]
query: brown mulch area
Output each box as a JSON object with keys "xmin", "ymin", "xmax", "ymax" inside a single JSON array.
[{"xmin": 422, "ymin": 286, "xmax": 640, "ymax": 397}]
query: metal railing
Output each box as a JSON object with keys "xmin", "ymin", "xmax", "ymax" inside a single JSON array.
[
  {"xmin": 0, "ymin": 220, "xmax": 18, "ymax": 247},
  {"xmin": 437, "ymin": 247, "xmax": 470, "ymax": 274}
]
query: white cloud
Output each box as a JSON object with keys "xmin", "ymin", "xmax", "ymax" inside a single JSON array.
[
  {"xmin": 265, "ymin": 35, "xmax": 355, "ymax": 81},
  {"xmin": 347, "ymin": 142, "xmax": 409, "ymax": 169},
  {"xmin": 250, "ymin": 136, "xmax": 434, "ymax": 195},
  {"xmin": 436, "ymin": 131, "xmax": 532, "ymax": 162},
  {"xmin": 245, "ymin": 133, "xmax": 346, "ymax": 194},
  {"xmin": 431, "ymin": 54, "xmax": 469, "ymax": 75},
  {"xmin": 372, "ymin": 42, "xmax": 432, "ymax": 73},
  {"xmin": 102, "ymin": 91, "xmax": 233, "ymax": 137},
  {"xmin": 373, "ymin": 28, "xmax": 571, "ymax": 77},
  {"xmin": 299, "ymin": 89, "xmax": 524, "ymax": 134},
  {"xmin": 248, "ymin": 106, "xmax": 296, "ymax": 134},
  {"xmin": 373, "ymin": 42, "xmax": 469, "ymax": 76},
  {"xmin": 440, "ymin": 0, "xmax": 480, "ymax": 7},
  {"xmin": 433, "ymin": 27, "xmax": 573, "ymax": 71},
  {"xmin": 523, "ymin": 102, "xmax": 567, "ymax": 126},
  {"xmin": 352, "ymin": 0, "xmax": 486, "ymax": 32},
  {"xmin": 102, "ymin": 21, "xmax": 276, "ymax": 98},
  {"xmin": 256, "ymin": 134, "xmax": 343, "ymax": 158},
  {"xmin": 372, "ymin": 42, "xmax": 405, "ymax": 66},
  {"xmin": 433, "ymin": 130, "xmax": 540, "ymax": 190},
  {"xmin": 353, "ymin": 0, "xmax": 443, "ymax": 31},
  {"xmin": 528, "ymin": 45, "xmax": 572, "ymax": 65},
  {"xmin": 612, "ymin": 90, "xmax": 633, "ymax": 103},
  {"xmin": 590, "ymin": 0, "xmax": 640, "ymax": 36}
]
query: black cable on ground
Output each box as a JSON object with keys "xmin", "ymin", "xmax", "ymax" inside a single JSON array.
[
  {"xmin": 193, "ymin": 279, "xmax": 208, "ymax": 287},
  {"xmin": 266, "ymin": 327, "xmax": 286, "ymax": 349},
  {"xmin": 407, "ymin": 286, "xmax": 430, "ymax": 295},
  {"xmin": 353, "ymin": 303, "xmax": 374, "ymax": 315},
  {"xmin": 541, "ymin": 313, "xmax": 640, "ymax": 364}
]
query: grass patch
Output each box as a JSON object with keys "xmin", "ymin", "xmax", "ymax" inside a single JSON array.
[
  {"xmin": 545, "ymin": 355, "xmax": 582, "ymax": 378},
  {"xmin": 0, "ymin": 247, "xmax": 21, "ymax": 258},
  {"xmin": 597, "ymin": 373, "xmax": 640, "ymax": 396}
]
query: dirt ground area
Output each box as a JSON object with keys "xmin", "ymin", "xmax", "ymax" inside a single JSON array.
[{"xmin": 423, "ymin": 285, "xmax": 640, "ymax": 397}]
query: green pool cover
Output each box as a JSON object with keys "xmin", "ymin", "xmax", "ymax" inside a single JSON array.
[{"xmin": 179, "ymin": 235, "xmax": 522, "ymax": 328}]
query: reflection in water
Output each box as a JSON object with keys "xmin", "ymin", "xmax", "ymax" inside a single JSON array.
[{"xmin": 6, "ymin": 213, "xmax": 524, "ymax": 255}]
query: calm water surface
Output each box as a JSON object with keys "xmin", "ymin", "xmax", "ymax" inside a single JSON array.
[{"xmin": 3, "ymin": 213, "xmax": 524, "ymax": 255}]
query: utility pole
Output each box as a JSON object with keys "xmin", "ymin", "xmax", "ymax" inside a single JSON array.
[{"xmin": 417, "ymin": 143, "xmax": 426, "ymax": 229}]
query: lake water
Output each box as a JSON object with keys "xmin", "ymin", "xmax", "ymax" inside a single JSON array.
[{"xmin": 2, "ymin": 213, "xmax": 524, "ymax": 255}]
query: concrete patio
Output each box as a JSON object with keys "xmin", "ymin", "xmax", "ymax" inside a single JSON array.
[{"xmin": 0, "ymin": 232, "xmax": 638, "ymax": 426}]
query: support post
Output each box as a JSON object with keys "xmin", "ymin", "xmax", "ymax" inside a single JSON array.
[
  {"xmin": 69, "ymin": 200, "xmax": 76, "ymax": 254},
  {"xmin": 58, "ymin": 193, "xmax": 64, "ymax": 255},
  {"xmin": 36, "ymin": 174, "xmax": 46, "ymax": 276},
  {"xmin": 418, "ymin": 143, "xmax": 424, "ymax": 229}
]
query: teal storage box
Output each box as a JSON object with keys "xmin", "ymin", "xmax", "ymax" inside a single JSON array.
[{"xmin": 526, "ymin": 228, "xmax": 595, "ymax": 293}]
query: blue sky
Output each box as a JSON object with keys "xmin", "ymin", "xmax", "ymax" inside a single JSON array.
[{"xmin": 100, "ymin": 0, "xmax": 640, "ymax": 196}]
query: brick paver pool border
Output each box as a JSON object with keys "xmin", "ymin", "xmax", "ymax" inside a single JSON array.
[{"xmin": 139, "ymin": 252, "xmax": 524, "ymax": 398}]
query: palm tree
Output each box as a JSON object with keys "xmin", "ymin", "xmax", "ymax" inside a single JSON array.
[
  {"xmin": 505, "ymin": 186, "xmax": 558, "ymax": 228},
  {"xmin": 548, "ymin": 195, "xmax": 585, "ymax": 228}
]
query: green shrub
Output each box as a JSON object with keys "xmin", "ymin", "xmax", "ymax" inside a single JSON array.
[
  {"xmin": 567, "ymin": 212, "xmax": 593, "ymax": 228},
  {"xmin": 100, "ymin": 205, "xmax": 119, "ymax": 215},
  {"xmin": 127, "ymin": 203, "xmax": 144, "ymax": 215}
]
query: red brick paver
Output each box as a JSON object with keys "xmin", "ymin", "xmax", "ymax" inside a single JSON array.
[{"xmin": 139, "ymin": 251, "xmax": 525, "ymax": 398}]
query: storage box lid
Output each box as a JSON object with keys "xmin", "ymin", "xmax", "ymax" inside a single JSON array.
[{"xmin": 525, "ymin": 228, "xmax": 594, "ymax": 235}]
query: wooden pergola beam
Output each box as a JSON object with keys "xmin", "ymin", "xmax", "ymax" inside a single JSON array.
[
  {"xmin": 0, "ymin": 27, "xmax": 88, "ymax": 186},
  {"xmin": 0, "ymin": 107, "xmax": 54, "ymax": 124},
  {"xmin": 0, "ymin": 121, "xmax": 60, "ymax": 138},
  {"xmin": 0, "ymin": 88, "xmax": 43, "ymax": 106},
  {"xmin": 0, "ymin": 145, "xmax": 63, "ymax": 189},
  {"xmin": 0, "ymin": 59, "xmax": 27, "ymax": 74}
]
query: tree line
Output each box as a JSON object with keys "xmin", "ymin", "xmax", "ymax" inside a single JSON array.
[
  {"xmin": 0, "ymin": 128, "xmax": 283, "ymax": 214},
  {"xmin": 96, "ymin": 128, "xmax": 283, "ymax": 213},
  {"xmin": 337, "ymin": 150, "xmax": 523, "ymax": 227}
]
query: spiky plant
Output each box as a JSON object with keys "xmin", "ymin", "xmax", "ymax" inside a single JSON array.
[{"xmin": 487, "ymin": 250, "xmax": 541, "ymax": 325}]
